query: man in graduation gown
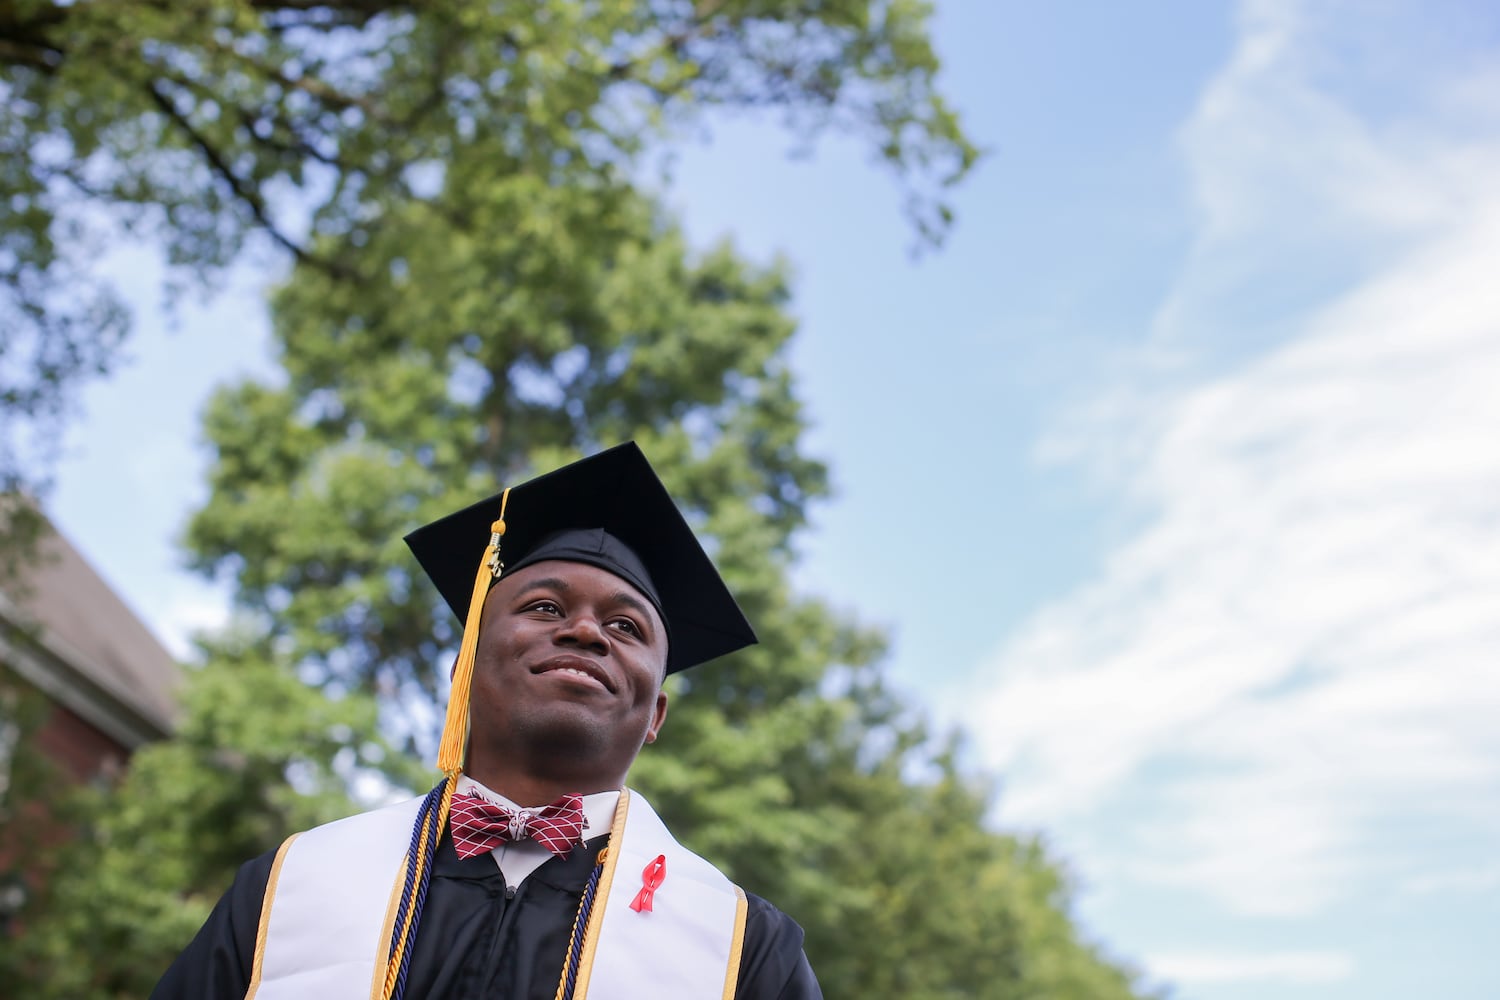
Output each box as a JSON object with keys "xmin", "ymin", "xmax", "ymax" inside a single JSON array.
[{"xmin": 151, "ymin": 443, "xmax": 822, "ymax": 1000}]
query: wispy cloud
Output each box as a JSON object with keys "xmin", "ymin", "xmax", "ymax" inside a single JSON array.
[
  {"xmin": 1147, "ymin": 949, "xmax": 1354, "ymax": 987},
  {"xmin": 1399, "ymin": 863, "xmax": 1500, "ymax": 898},
  {"xmin": 953, "ymin": 0, "xmax": 1500, "ymax": 919}
]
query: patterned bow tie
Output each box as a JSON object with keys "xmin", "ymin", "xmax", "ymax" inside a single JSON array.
[{"xmin": 448, "ymin": 791, "xmax": 585, "ymax": 860}]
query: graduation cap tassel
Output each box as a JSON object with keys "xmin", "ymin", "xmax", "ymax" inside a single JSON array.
[{"xmin": 435, "ymin": 488, "xmax": 510, "ymax": 776}]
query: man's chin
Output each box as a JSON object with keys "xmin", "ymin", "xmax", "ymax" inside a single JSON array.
[{"xmin": 515, "ymin": 708, "xmax": 614, "ymax": 754}]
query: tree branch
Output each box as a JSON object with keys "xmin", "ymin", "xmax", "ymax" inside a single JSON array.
[
  {"xmin": 0, "ymin": 0, "xmax": 67, "ymax": 71},
  {"xmin": 0, "ymin": 36, "xmax": 61, "ymax": 70},
  {"xmin": 145, "ymin": 79, "xmax": 353, "ymax": 280}
]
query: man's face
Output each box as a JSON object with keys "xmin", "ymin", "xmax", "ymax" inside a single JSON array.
[{"xmin": 468, "ymin": 559, "xmax": 669, "ymax": 780}]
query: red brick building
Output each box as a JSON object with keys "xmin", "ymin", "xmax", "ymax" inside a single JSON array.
[{"xmin": 0, "ymin": 515, "xmax": 180, "ymax": 921}]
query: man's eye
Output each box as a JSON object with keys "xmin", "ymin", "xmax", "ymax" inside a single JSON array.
[
  {"xmin": 528, "ymin": 600, "xmax": 562, "ymax": 615},
  {"xmin": 608, "ymin": 618, "xmax": 641, "ymax": 638}
]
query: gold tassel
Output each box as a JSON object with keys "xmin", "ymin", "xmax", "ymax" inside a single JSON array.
[{"xmin": 435, "ymin": 488, "xmax": 510, "ymax": 776}]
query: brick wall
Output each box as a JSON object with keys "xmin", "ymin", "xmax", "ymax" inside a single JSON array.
[{"xmin": 32, "ymin": 702, "xmax": 128, "ymax": 786}]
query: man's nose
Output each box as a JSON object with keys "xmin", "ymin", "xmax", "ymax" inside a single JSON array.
[{"xmin": 555, "ymin": 613, "xmax": 608, "ymax": 652}]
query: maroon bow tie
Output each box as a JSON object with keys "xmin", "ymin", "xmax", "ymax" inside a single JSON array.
[{"xmin": 448, "ymin": 791, "xmax": 585, "ymax": 860}]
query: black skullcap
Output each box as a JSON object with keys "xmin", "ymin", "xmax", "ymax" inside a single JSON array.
[{"xmin": 404, "ymin": 442, "xmax": 757, "ymax": 674}]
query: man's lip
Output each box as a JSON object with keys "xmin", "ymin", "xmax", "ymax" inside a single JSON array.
[{"xmin": 533, "ymin": 656, "xmax": 614, "ymax": 692}]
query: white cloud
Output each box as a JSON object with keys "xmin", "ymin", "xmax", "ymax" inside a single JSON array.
[
  {"xmin": 1399, "ymin": 864, "xmax": 1500, "ymax": 898},
  {"xmin": 952, "ymin": 0, "xmax": 1500, "ymax": 918},
  {"xmin": 1147, "ymin": 949, "xmax": 1354, "ymax": 987}
]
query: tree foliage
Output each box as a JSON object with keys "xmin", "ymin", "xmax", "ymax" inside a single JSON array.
[
  {"xmin": 0, "ymin": 0, "xmax": 977, "ymax": 505},
  {"xmin": 5, "ymin": 2, "xmax": 1147, "ymax": 996}
]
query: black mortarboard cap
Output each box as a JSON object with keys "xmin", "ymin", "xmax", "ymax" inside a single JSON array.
[{"xmin": 404, "ymin": 442, "xmax": 757, "ymax": 674}]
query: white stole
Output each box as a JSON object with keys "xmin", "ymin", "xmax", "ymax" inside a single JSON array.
[{"xmin": 246, "ymin": 789, "xmax": 747, "ymax": 1000}]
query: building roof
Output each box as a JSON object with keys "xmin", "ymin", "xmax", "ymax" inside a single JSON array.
[{"xmin": 0, "ymin": 511, "xmax": 179, "ymax": 748}]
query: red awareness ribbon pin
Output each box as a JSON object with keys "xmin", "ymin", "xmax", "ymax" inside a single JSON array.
[{"xmin": 630, "ymin": 854, "xmax": 667, "ymax": 912}]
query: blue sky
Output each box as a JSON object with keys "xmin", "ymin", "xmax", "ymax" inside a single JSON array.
[{"xmin": 43, "ymin": 1, "xmax": 1500, "ymax": 997}]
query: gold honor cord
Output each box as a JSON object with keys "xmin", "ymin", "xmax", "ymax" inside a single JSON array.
[{"xmin": 378, "ymin": 772, "xmax": 459, "ymax": 1000}]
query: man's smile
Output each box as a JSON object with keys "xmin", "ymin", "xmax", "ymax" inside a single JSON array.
[{"xmin": 532, "ymin": 654, "xmax": 614, "ymax": 692}]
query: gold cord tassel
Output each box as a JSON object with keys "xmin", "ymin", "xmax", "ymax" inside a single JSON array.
[{"xmin": 435, "ymin": 488, "xmax": 510, "ymax": 775}]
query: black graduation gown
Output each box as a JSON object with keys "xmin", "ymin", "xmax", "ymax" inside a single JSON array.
[{"xmin": 151, "ymin": 831, "xmax": 821, "ymax": 1000}]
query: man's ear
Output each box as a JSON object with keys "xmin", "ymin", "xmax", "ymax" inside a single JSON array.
[{"xmin": 644, "ymin": 690, "xmax": 669, "ymax": 744}]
